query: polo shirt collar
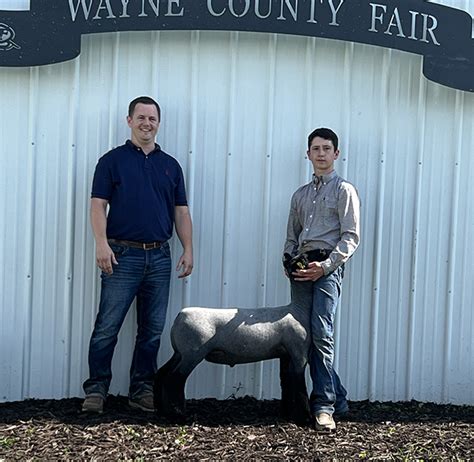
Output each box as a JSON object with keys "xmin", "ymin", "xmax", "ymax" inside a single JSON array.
[{"xmin": 126, "ymin": 139, "xmax": 161, "ymax": 155}]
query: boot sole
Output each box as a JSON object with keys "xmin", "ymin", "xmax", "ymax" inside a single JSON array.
[{"xmin": 128, "ymin": 400, "xmax": 155, "ymax": 412}]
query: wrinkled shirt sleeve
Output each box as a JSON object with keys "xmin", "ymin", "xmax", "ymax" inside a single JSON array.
[{"xmin": 320, "ymin": 183, "xmax": 360, "ymax": 274}]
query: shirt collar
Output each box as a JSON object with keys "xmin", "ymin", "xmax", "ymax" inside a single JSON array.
[
  {"xmin": 126, "ymin": 139, "xmax": 161, "ymax": 155},
  {"xmin": 312, "ymin": 170, "xmax": 337, "ymax": 186}
]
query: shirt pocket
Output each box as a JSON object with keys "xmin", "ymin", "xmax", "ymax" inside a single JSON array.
[{"xmin": 321, "ymin": 198, "xmax": 339, "ymax": 226}]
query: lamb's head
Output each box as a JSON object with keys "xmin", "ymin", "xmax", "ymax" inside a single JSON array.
[{"xmin": 283, "ymin": 252, "xmax": 309, "ymax": 274}]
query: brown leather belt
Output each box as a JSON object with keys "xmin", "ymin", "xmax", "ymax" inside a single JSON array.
[{"xmin": 108, "ymin": 239, "xmax": 164, "ymax": 250}]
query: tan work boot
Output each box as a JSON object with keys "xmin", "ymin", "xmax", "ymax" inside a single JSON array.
[
  {"xmin": 82, "ymin": 394, "xmax": 105, "ymax": 413},
  {"xmin": 129, "ymin": 393, "xmax": 154, "ymax": 412},
  {"xmin": 314, "ymin": 412, "xmax": 336, "ymax": 432}
]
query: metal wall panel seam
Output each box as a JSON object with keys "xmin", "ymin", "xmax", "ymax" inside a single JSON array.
[
  {"xmin": 368, "ymin": 49, "xmax": 391, "ymax": 401},
  {"xmin": 339, "ymin": 43, "xmax": 354, "ymax": 180},
  {"xmin": 441, "ymin": 90, "xmax": 464, "ymax": 401},
  {"xmin": 406, "ymin": 64, "xmax": 427, "ymax": 400},
  {"xmin": 303, "ymin": 38, "xmax": 316, "ymax": 183},
  {"xmin": 76, "ymin": 48, "xmax": 98, "ymax": 398},
  {"xmin": 150, "ymin": 31, "xmax": 161, "ymax": 95},
  {"xmin": 22, "ymin": 66, "xmax": 39, "ymax": 399},
  {"xmin": 393, "ymin": 65, "xmax": 409, "ymax": 402},
  {"xmin": 64, "ymin": 59, "xmax": 81, "ymax": 397},
  {"xmin": 381, "ymin": 58, "xmax": 400, "ymax": 401},
  {"xmin": 218, "ymin": 31, "xmax": 239, "ymax": 398},
  {"xmin": 335, "ymin": 41, "xmax": 354, "ymax": 373},
  {"xmin": 300, "ymin": 39, "xmax": 315, "ymax": 185},
  {"xmin": 107, "ymin": 33, "xmax": 121, "ymax": 149},
  {"xmin": 182, "ymin": 30, "xmax": 200, "ymax": 309},
  {"xmin": 254, "ymin": 33, "xmax": 277, "ymax": 400}
]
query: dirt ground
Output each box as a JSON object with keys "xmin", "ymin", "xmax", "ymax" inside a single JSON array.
[{"xmin": 0, "ymin": 396, "xmax": 472, "ymax": 460}]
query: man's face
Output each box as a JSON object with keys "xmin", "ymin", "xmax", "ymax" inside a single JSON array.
[
  {"xmin": 127, "ymin": 103, "xmax": 160, "ymax": 146},
  {"xmin": 307, "ymin": 136, "xmax": 339, "ymax": 174}
]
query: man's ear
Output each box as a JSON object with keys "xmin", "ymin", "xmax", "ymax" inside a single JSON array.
[{"xmin": 334, "ymin": 149, "xmax": 340, "ymax": 159}]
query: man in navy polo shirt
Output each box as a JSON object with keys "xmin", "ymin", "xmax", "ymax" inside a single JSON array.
[{"xmin": 82, "ymin": 96, "xmax": 193, "ymax": 413}]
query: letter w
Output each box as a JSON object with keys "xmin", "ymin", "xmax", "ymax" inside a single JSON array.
[{"xmin": 68, "ymin": 0, "xmax": 94, "ymax": 21}]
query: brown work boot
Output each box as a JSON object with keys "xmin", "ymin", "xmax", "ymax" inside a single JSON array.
[
  {"xmin": 129, "ymin": 393, "xmax": 154, "ymax": 412},
  {"xmin": 314, "ymin": 412, "xmax": 336, "ymax": 432},
  {"xmin": 82, "ymin": 394, "xmax": 105, "ymax": 414}
]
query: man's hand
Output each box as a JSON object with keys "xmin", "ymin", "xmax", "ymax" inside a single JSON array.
[
  {"xmin": 176, "ymin": 251, "xmax": 193, "ymax": 278},
  {"xmin": 96, "ymin": 242, "xmax": 118, "ymax": 274},
  {"xmin": 292, "ymin": 261, "xmax": 324, "ymax": 281}
]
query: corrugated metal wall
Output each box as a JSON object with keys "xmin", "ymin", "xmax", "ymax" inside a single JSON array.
[{"xmin": 1, "ymin": 0, "xmax": 473, "ymax": 405}]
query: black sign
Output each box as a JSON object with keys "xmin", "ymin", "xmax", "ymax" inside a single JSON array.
[{"xmin": 0, "ymin": 0, "xmax": 472, "ymax": 92}]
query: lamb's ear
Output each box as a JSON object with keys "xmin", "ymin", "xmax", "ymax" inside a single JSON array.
[
  {"xmin": 282, "ymin": 253, "xmax": 292, "ymax": 272},
  {"xmin": 301, "ymin": 253, "xmax": 309, "ymax": 268}
]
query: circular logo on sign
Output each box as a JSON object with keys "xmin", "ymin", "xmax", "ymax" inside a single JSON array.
[{"xmin": 0, "ymin": 23, "xmax": 21, "ymax": 51}]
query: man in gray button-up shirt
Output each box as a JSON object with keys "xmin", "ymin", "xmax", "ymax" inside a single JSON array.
[{"xmin": 284, "ymin": 128, "xmax": 360, "ymax": 432}]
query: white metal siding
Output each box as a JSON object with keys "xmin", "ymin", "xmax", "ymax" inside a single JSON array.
[{"xmin": 0, "ymin": 1, "xmax": 473, "ymax": 404}]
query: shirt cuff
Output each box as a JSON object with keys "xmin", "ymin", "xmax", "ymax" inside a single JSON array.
[{"xmin": 320, "ymin": 259, "xmax": 334, "ymax": 275}]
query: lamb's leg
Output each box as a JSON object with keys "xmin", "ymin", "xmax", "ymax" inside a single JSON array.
[
  {"xmin": 155, "ymin": 352, "xmax": 202, "ymax": 419},
  {"xmin": 286, "ymin": 359, "xmax": 311, "ymax": 425},
  {"xmin": 279, "ymin": 356, "xmax": 292, "ymax": 419},
  {"xmin": 154, "ymin": 352, "xmax": 181, "ymax": 412}
]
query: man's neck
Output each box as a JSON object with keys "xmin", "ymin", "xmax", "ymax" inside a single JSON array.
[
  {"xmin": 131, "ymin": 138, "xmax": 156, "ymax": 155},
  {"xmin": 314, "ymin": 168, "xmax": 335, "ymax": 177}
]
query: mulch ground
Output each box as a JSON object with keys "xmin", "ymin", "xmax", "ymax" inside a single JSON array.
[{"xmin": 0, "ymin": 396, "xmax": 472, "ymax": 460}]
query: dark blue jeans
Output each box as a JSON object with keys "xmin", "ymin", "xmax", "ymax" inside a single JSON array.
[
  {"xmin": 309, "ymin": 266, "xmax": 348, "ymax": 415},
  {"xmin": 83, "ymin": 242, "xmax": 171, "ymax": 399}
]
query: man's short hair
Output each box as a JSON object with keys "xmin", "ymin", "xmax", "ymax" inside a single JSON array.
[
  {"xmin": 128, "ymin": 96, "xmax": 161, "ymax": 121},
  {"xmin": 308, "ymin": 128, "xmax": 339, "ymax": 150}
]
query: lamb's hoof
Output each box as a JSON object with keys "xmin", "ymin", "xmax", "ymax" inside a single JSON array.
[{"xmin": 291, "ymin": 414, "xmax": 312, "ymax": 427}]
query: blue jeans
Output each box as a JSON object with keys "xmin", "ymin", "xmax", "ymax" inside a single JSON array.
[
  {"xmin": 83, "ymin": 242, "xmax": 171, "ymax": 399},
  {"xmin": 309, "ymin": 265, "xmax": 348, "ymax": 415}
]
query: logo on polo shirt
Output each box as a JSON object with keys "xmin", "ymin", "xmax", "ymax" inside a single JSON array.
[{"xmin": 0, "ymin": 24, "xmax": 20, "ymax": 51}]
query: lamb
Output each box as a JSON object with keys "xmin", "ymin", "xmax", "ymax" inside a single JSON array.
[{"xmin": 154, "ymin": 254, "xmax": 313, "ymax": 424}]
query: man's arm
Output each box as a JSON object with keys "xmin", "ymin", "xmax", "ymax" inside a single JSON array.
[
  {"xmin": 320, "ymin": 183, "xmax": 360, "ymax": 275},
  {"xmin": 90, "ymin": 197, "xmax": 117, "ymax": 274},
  {"xmin": 174, "ymin": 205, "xmax": 193, "ymax": 278}
]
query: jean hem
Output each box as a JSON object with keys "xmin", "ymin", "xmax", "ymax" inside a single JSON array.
[{"xmin": 311, "ymin": 405, "xmax": 335, "ymax": 416}]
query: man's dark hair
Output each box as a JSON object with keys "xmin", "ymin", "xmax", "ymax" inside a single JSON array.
[
  {"xmin": 308, "ymin": 127, "xmax": 339, "ymax": 150},
  {"xmin": 128, "ymin": 96, "xmax": 161, "ymax": 121}
]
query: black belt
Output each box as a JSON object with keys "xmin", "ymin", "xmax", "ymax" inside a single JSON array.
[
  {"xmin": 108, "ymin": 239, "xmax": 164, "ymax": 250},
  {"xmin": 306, "ymin": 249, "xmax": 331, "ymax": 262}
]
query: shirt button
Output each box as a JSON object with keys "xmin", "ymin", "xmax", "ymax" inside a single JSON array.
[
  {"xmin": 305, "ymin": 228, "xmax": 309, "ymax": 231},
  {"xmin": 313, "ymin": 200, "xmax": 316, "ymax": 204},
  {"xmin": 309, "ymin": 215, "xmax": 312, "ymax": 218}
]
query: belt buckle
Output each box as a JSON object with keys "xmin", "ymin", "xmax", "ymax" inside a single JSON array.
[{"xmin": 143, "ymin": 242, "xmax": 159, "ymax": 250}]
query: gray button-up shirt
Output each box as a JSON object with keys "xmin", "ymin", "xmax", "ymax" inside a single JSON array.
[{"xmin": 284, "ymin": 170, "xmax": 360, "ymax": 275}]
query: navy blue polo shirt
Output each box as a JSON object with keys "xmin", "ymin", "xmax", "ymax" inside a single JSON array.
[{"xmin": 91, "ymin": 140, "xmax": 188, "ymax": 242}]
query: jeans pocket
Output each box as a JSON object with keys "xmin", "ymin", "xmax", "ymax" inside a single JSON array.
[
  {"xmin": 109, "ymin": 244, "xmax": 129, "ymax": 257},
  {"xmin": 160, "ymin": 242, "xmax": 171, "ymax": 258}
]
